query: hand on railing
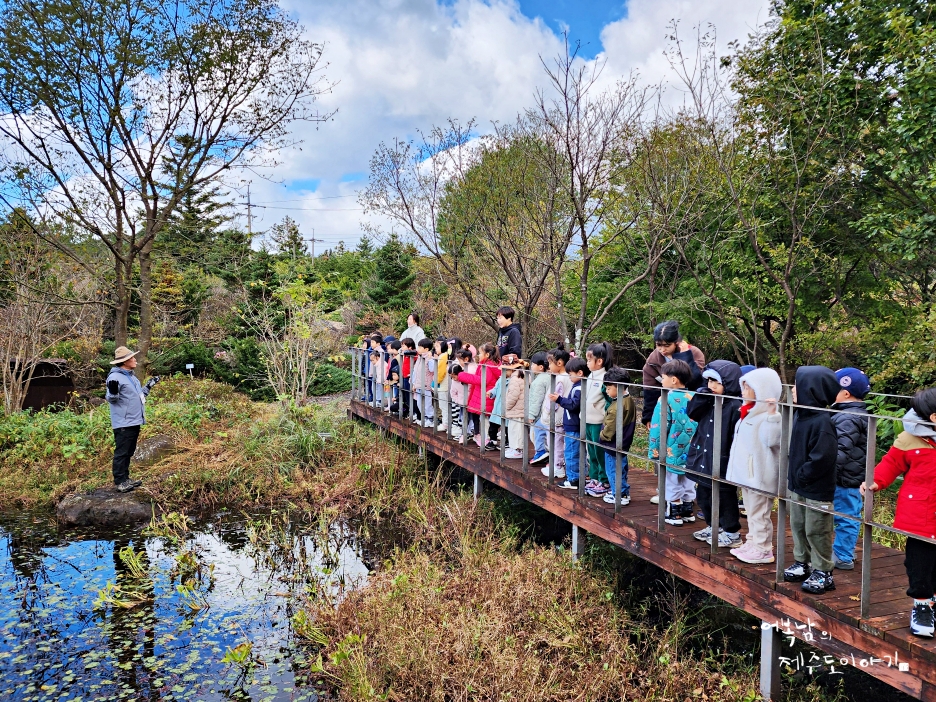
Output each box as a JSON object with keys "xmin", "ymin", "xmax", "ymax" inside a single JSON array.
[{"xmin": 860, "ymin": 481, "xmax": 879, "ymax": 496}]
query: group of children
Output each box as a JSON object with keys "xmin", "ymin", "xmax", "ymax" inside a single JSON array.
[{"xmin": 360, "ymin": 311, "xmax": 936, "ymax": 639}]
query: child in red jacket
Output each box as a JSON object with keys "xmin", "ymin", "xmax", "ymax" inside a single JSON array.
[{"xmin": 863, "ymin": 387, "xmax": 936, "ymax": 638}]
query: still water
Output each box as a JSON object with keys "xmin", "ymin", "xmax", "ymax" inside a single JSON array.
[{"xmin": 0, "ymin": 510, "xmax": 369, "ymax": 701}]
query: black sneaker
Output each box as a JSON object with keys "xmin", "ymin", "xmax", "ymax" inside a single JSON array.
[
  {"xmin": 911, "ymin": 603, "xmax": 935, "ymax": 638},
  {"xmin": 664, "ymin": 502, "xmax": 683, "ymax": 526},
  {"xmin": 680, "ymin": 501, "xmax": 696, "ymax": 523},
  {"xmin": 801, "ymin": 569, "xmax": 835, "ymax": 594},
  {"xmin": 483, "ymin": 441, "xmax": 498, "ymax": 451},
  {"xmin": 116, "ymin": 479, "xmax": 140, "ymax": 493},
  {"xmin": 784, "ymin": 561, "xmax": 811, "ymax": 582}
]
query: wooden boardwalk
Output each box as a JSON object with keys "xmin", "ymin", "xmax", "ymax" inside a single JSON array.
[{"xmin": 350, "ymin": 398, "xmax": 936, "ymax": 700}]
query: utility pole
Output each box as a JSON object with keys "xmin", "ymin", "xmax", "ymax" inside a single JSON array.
[
  {"xmin": 307, "ymin": 228, "xmax": 324, "ymax": 261},
  {"xmin": 246, "ymin": 182, "xmax": 253, "ymax": 237}
]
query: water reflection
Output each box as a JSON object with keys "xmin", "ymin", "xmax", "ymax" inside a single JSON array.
[{"xmin": 0, "ymin": 510, "xmax": 369, "ymax": 701}]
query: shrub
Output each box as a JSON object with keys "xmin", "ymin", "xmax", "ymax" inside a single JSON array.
[{"xmin": 308, "ymin": 363, "xmax": 351, "ymax": 396}]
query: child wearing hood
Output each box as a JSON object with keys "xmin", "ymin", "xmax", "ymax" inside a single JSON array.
[
  {"xmin": 783, "ymin": 366, "xmax": 840, "ymax": 594},
  {"xmin": 863, "ymin": 388, "xmax": 936, "ymax": 638},
  {"xmin": 726, "ymin": 368, "xmax": 783, "ymax": 564},
  {"xmin": 686, "ymin": 361, "xmax": 744, "ymax": 547}
]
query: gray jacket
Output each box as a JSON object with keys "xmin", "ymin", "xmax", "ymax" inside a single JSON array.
[{"xmin": 105, "ymin": 367, "xmax": 149, "ymax": 429}]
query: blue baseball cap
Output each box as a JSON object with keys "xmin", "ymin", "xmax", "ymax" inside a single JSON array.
[
  {"xmin": 740, "ymin": 364, "xmax": 756, "ymax": 375},
  {"xmin": 835, "ymin": 367, "xmax": 870, "ymax": 399}
]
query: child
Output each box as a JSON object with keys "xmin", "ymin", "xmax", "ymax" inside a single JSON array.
[
  {"xmin": 726, "ymin": 367, "xmax": 782, "ymax": 564},
  {"xmin": 399, "ymin": 338, "xmax": 417, "ymax": 418},
  {"xmin": 648, "ymin": 359, "xmax": 698, "ymax": 526},
  {"xmin": 450, "ymin": 347, "xmax": 475, "ymax": 439},
  {"xmin": 584, "ymin": 342, "xmax": 613, "ymax": 497},
  {"xmin": 496, "ymin": 306, "xmax": 523, "ymax": 360},
  {"xmin": 486, "ymin": 371, "xmax": 506, "ymax": 450},
  {"xmin": 687, "ymin": 361, "xmax": 743, "ymax": 546},
  {"xmin": 503, "ymin": 359, "xmax": 528, "ymax": 459},
  {"xmin": 783, "ymin": 365, "xmax": 840, "ymax": 594},
  {"xmin": 541, "ymin": 344, "xmax": 571, "ymax": 479},
  {"xmin": 830, "ymin": 367, "xmax": 871, "ymax": 570},
  {"xmin": 434, "ymin": 339, "xmax": 451, "ymax": 432},
  {"xmin": 369, "ymin": 349, "xmax": 387, "ymax": 409},
  {"xmin": 411, "ymin": 338, "xmax": 436, "ymax": 427},
  {"xmin": 550, "ymin": 356, "xmax": 588, "ymax": 490},
  {"xmin": 385, "ymin": 341, "xmax": 401, "ymax": 412},
  {"xmin": 599, "ymin": 367, "xmax": 637, "ymax": 505},
  {"xmin": 527, "ymin": 352, "xmax": 551, "ymax": 464},
  {"xmin": 863, "ymin": 388, "xmax": 936, "ymax": 638},
  {"xmin": 457, "ymin": 343, "xmax": 501, "ymax": 446}
]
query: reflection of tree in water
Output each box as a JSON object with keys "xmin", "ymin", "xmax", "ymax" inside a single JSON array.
[
  {"xmin": 105, "ymin": 535, "xmax": 158, "ymax": 701},
  {"xmin": 1, "ymin": 515, "xmax": 79, "ymax": 695}
]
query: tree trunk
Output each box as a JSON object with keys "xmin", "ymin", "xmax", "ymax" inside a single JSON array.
[
  {"xmin": 136, "ymin": 239, "xmax": 154, "ymax": 380},
  {"xmin": 113, "ymin": 256, "xmax": 130, "ymax": 347}
]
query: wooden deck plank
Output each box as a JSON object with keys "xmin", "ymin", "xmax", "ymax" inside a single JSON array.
[{"xmin": 350, "ymin": 401, "xmax": 936, "ymax": 699}]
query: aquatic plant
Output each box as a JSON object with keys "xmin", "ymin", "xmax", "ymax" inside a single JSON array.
[
  {"xmin": 117, "ymin": 545, "xmax": 149, "ymax": 579},
  {"xmin": 93, "ymin": 581, "xmax": 151, "ymax": 610}
]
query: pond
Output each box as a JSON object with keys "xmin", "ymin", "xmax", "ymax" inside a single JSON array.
[{"xmin": 0, "ymin": 509, "xmax": 370, "ymax": 702}]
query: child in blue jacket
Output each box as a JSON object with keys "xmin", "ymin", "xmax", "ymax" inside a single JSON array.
[{"xmin": 648, "ymin": 360, "xmax": 698, "ymax": 525}]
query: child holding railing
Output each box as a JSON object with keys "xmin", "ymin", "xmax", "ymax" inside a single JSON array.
[{"xmin": 863, "ymin": 387, "xmax": 936, "ymax": 638}]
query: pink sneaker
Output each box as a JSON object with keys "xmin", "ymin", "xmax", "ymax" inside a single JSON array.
[{"xmin": 732, "ymin": 544, "xmax": 775, "ymax": 564}]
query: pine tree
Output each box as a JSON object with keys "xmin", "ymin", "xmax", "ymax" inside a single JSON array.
[
  {"xmin": 268, "ymin": 216, "xmax": 307, "ymax": 259},
  {"xmin": 366, "ymin": 232, "xmax": 415, "ymax": 310}
]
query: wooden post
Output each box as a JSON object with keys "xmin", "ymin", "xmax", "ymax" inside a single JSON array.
[
  {"xmin": 760, "ymin": 621, "xmax": 782, "ymax": 700},
  {"xmin": 572, "ymin": 524, "xmax": 585, "ymax": 560},
  {"xmin": 860, "ymin": 415, "xmax": 878, "ymax": 619}
]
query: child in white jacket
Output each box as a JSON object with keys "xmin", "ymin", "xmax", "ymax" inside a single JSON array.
[{"xmin": 726, "ymin": 367, "xmax": 783, "ymax": 564}]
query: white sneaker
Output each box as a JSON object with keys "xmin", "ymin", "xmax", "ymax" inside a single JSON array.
[
  {"xmin": 541, "ymin": 465, "xmax": 566, "ymax": 479},
  {"xmin": 436, "ymin": 423, "xmax": 448, "ymax": 432},
  {"xmin": 504, "ymin": 448, "xmax": 522, "ymax": 459},
  {"xmin": 451, "ymin": 427, "xmax": 463, "ymax": 438},
  {"xmin": 650, "ymin": 494, "xmax": 659, "ymax": 505},
  {"xmin": 603, "ymin": 493, "xmax": 630, "ymax": 505}
]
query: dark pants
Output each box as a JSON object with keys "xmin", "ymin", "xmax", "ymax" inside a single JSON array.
[
  {"xmin": 112, "ymin": 425, "xmax": 141, "ymax": 485},
  {"xmin": 697, "ymin": 483, "xmax": 742, "ymax": 533},
  {"xmin": 905, "ymin": 537, "xmax": 936, "ymax": 599}
]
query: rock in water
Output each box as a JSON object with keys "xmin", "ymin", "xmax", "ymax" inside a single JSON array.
[
  {"xmin": 56, "ymin": 487, "xmax": 158, "ymax": 527},
  {"xmin": 132, "ymin": 434, "xmax": 176, "ymax": 466}
]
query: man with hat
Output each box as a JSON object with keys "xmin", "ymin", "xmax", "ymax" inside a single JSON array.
[{"xmin": 105, "ymin": 346, "xmax": 160, "ymax": 493}]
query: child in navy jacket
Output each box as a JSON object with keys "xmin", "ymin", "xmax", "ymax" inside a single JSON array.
[{"xmin": 549, "ymin": 357, "xmax": 588, "ymax": 490}]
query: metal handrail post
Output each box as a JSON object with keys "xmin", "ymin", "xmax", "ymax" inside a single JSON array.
[
  {"xmin": 480, "ymin": 365, "xmax": 487, "ymax": 456},
  {"xmin": 775, "ymin": 392, "xmax": 792, "ymax": 582},
  {"xmin": 711, "ymin": 394, "xmax": 723, "ymax": 556},
  {"xmin": 548, "ymin": 373, "xmax": 556, "ymax": 484},
  {"xmin": 860, "ymin": 416, "xmax": 878, "ymax": 619},
  {"xmin": 522, "ymin": 370, "xmax": 531, "ymax": 473},
  {"xmin": 351, "ymin": 348, "xmax": 357, "ymax": 399},
  {"xmin": 657, "ymin": 388, "xmax": 669, "ymax": 532},
  {"xmin": 579, "ymin": 376, "xmax": 587, "ymax": 498},
  {"xmin": 614, "ymin": 388, "xmax": 623, "ymax": 514}
]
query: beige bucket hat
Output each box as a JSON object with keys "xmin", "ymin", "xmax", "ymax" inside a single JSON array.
[{"xmin": 110, "ymin": 346, "xmax": 139, "ymax": 365}]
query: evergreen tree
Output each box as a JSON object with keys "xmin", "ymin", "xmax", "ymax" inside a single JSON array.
[
  {"xmin": 268, "ymin": 217, "xmax": 307, "ymax": 259},
  {"xmin": 366, "ymin": 232, "xmax": 415, "ymax": 310},
  {"xmin": 157, "ymin": 180, "xmax": 230, "ymax": 267}
]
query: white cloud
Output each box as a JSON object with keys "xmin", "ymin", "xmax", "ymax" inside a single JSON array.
[{"xmin": 244, "ymin": 0, "xmax": 771, "ymax": 248}]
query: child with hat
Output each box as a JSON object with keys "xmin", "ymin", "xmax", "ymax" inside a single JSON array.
[{"xmin": 830, "ymin": 367, "xmax": 871, "ymax": 570}]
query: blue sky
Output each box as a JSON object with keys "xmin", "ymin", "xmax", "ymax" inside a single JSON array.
[
  {"xmin": 244, "ymin": 0, "xmax": 770, "ymax": 248},
  {"xmin": 515, "ymin": 0, "xmax": 627, "ymax": 58}
]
